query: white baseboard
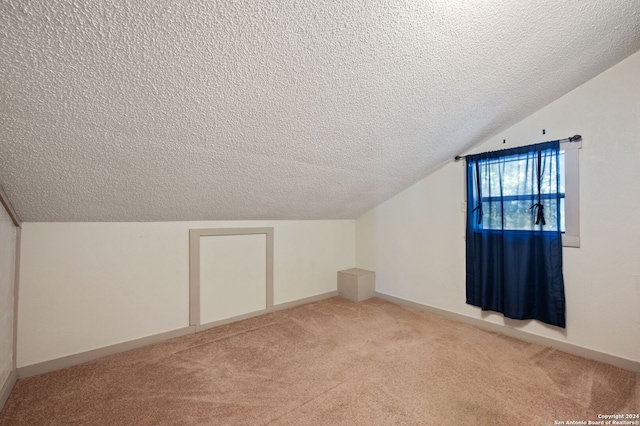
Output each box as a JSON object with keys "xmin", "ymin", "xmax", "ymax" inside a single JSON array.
[
  {"xmin": 17, "ymin": 326, "xmax": 195, "ymax": 379},
  {"xmin": 197, "ymin": 310, "xmax": 270, "ymax": 332},
  {"xmin": 271, "ymin": 291, "xmax": 338, "ymax": 312},
  {"xmin": 197, "ymin": 291, "xmax": 338, "ymax": 332},
  {"xmin": 16, "ymin": 291, "xmax": 339, "ymax": 379},
  {"xmin": 376, "ymin": 292, "xmax": 639, "ymax": 372},
  {"xmin": 0, "ymin": 369, "xmax": 17, "ymax": 412}
]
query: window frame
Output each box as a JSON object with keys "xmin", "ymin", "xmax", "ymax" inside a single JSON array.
[
  {"xmin": 463, "ymin": 139, "xmax": 581, "ymax": 248},
  {"xmin": 560, "ymin": 140, "xmax": 581, "ymax": 247}
]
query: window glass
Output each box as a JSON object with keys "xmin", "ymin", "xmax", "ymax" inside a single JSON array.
[{"xmin": 472, "ymin": 150, "xmax": 563, "ymax": 232}]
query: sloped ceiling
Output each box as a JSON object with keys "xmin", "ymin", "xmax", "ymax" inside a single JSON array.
[{"xmin": 1, "ymin": 0, "xmax": 639, "ymax": 222}]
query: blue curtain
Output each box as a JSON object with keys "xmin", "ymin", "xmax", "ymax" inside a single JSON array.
[{"xmin": 465, "ymin": 141, "xmax": 566, "ymax": 328}]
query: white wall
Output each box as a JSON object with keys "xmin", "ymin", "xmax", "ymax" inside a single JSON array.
[
  {"xmin": 18, "ymin": 220, "xmax": 355, "ymax": 367},
  {"xmin": 357, "ymin": 51, "xmax": 640, "ymax": 362},
  {"xmin": 0, "ymin": 206, "xmax": 17, "ymax": 388}
]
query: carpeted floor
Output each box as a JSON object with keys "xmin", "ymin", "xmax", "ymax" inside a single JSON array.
[{"xmin": 1, "ymin": 297, "xmax": 637, "ymax": 425}]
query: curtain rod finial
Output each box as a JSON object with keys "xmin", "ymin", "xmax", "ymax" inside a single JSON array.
[
  {"xmin": 570, "ymin": 135, "xmax": 582, "ymax": 142},
  {"xmin": 455, "ymin": 155, "xmax": 463, "ymax": 161}
]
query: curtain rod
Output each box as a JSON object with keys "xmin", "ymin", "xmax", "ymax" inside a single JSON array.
[{"xmin": 454, "ymin": 134, "xmax": 582, "ymax": 161}]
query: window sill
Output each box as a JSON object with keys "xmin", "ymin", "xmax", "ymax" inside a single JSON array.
[{"xmin": 562, "ymin": 234, "xmax": 580, "ymax": 248}]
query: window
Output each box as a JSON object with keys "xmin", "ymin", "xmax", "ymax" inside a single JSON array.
[{"xmin": 467, "ymin": 140, "xmax": 581, "ymax": 247}]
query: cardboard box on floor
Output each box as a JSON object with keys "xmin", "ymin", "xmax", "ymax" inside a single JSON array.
[{"xmin": 337, "ymin": 268, "xmax": 375, "ymax": 302}]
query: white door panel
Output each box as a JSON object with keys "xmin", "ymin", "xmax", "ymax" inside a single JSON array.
[{"xmin": 199, "ymin": 234, "xmax": 267, "ymax": 324}]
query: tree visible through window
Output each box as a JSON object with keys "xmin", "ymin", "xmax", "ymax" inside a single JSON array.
[{"xmin": 471, "ymin": 151, "xmax": 565, "ymax": 232}]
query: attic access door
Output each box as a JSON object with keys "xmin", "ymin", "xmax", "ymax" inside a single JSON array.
[{"xmin": 189, "ymin": 228, "xmax": 274, "ymax": 331}]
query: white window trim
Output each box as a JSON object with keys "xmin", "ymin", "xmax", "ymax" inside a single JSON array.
[{"xmin": 560, "ymin": 140, "xmax": 581, "ymax": 247}]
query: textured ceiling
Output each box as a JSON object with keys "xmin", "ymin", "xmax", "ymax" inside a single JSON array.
[{"xmin": 1, "ymin": 0, "xmax": 640, "ymax": 222}]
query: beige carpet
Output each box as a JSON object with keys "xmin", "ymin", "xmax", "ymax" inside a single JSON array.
[{"xmin": 1, "ymin": 297, "xmax": 637, "ymax": 425}]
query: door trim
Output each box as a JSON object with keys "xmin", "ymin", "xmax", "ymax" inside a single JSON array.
[{"xmin": 189, "ymin": 227, "xmax": 274, "ymax": 328}]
